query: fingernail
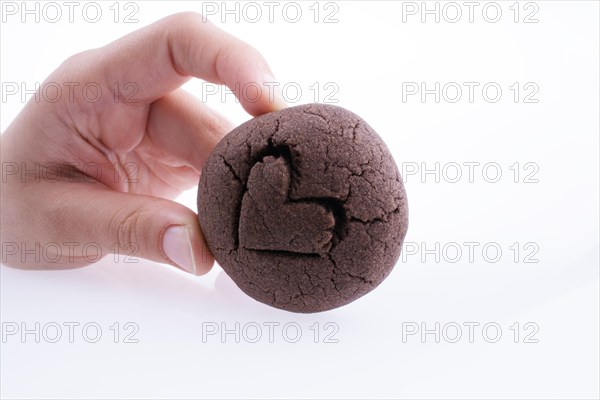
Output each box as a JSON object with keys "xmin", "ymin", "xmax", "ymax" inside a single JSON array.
[
  {"xmin": 263, "ymin": 73, "xmax": 288, "ymax": 110},
  {"xmin": 162, "ymin": 225, "xmax": 196, "ymax": 275}
]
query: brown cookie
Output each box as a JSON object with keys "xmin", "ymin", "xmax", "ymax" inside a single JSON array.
[{"xmin": 198, "ymin": 104, "xmax": 408, "ymax": 313}]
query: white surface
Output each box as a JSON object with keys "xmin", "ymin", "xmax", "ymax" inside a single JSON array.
[{"xmin": 1, "ymin": 1, "xmax": 599, "ymax": 399}]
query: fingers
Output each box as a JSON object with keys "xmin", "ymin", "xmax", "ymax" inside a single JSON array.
[
  {"xmin": 77, "ymin": 12, "xmax": 286, "ymax": 116},
  {"xmin": 1, "ymin": 12, "xmax": 289, "ymax": 274},
  {"xmin": 141, "ymin": 89, "xmax": 234, "ymax": 174},
  {"xmin": 1, "ymin": 181, "xmax": 213, "ymax": 275}
]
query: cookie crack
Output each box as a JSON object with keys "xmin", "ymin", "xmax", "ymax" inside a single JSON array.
[
  {"xmin": 219, "ymin": 155, "xmax": 242, "ymax": 184},
  {"xmin": 349, "ymin": 204, "xmax": 402, "ymax": 224},
  {"xmin": 302, "ymin": 107, "xmax": 331, "ymax": 132},
  {"xmin": 326, "ymin": 252, "xmax": 374, "ymax": 293}
]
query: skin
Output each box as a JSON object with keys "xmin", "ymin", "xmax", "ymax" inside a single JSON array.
[{"xmin": 0, "ymin": 12, "xmax": 286, "ymax": 275}]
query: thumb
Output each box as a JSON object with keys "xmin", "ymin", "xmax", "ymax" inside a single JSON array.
[
  {"xmin": 34, "ymin": 183, "xmax": 214, "ymax": 275},
  {"xmin": 94, "ymin": 188, "xmax": 212, "ymax": 275}
]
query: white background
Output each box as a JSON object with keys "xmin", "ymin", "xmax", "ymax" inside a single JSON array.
[{"xmin": 1, "ymin": 1, "xmax": 599, "ymax": 399}]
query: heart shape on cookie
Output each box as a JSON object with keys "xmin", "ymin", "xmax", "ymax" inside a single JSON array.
[{"xmin": 238, "ymin": 155, "xmax": 335, "ymax": 255}]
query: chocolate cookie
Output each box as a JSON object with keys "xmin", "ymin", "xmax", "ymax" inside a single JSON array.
[{"xmin": 198, "ymin": 104, "xmax": 408, "ymax": 313}]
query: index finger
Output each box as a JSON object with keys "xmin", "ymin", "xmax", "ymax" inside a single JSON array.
[{"xmin": 81, "ymin": 12, "xmax": 286, "ymax": 116}]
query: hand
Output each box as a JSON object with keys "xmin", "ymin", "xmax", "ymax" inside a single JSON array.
[{"xmin": 0, "ymin": 12, "xmax": 286, "ymax": 275}]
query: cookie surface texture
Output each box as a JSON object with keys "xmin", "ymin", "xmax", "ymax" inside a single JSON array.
[{"xmin": 198, "ymin": 103, "xmax": 408, "ymax": 313}]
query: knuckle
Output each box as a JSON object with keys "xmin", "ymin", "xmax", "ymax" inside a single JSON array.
[
  {"xmin": 59, "ymin": 49, "xmax": 95, "ymax": 73},
  {"xmin": 167, "ymin": 11, "xmax": 206, "ymax": 28},
  {"xmin": 110, "ymin": 206, "xmax": 144, "ymax": 253},
  {"xmin": 205, "ymin": 113, "xmax": 233, "ymax": 137}
]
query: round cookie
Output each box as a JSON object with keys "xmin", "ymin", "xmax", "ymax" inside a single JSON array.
[{"xmin": 198, "ymin": 103, "xmax": 408, "ymax": 313}]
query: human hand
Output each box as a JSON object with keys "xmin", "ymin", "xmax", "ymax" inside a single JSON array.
[{"xmin": 0, "ymin": 12, "xmax": 286, "ymax": 274}]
